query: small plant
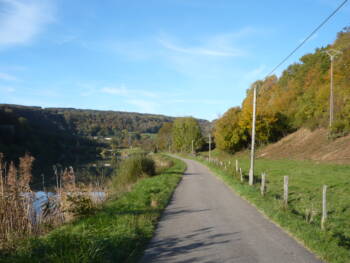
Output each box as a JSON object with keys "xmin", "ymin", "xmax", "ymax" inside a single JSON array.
[
  {"xmin": 305, "ymin": 206, "xmax": 318, "ymax": 224},
  {"xmin": 66, "ymin": 193, "xmax": 96, "ymax": 218}
]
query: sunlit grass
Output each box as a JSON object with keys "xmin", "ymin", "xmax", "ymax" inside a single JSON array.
[
  {"xmin": 1, "ymin": 155, "xmax": 186, "ymax": 263},
  {"xmin": 193, "ymin": 152, "xmax": 350, "ymax": 263}
]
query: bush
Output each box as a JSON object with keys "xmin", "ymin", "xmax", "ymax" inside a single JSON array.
[
  {"xmin": 330, "ymin": 119, "xmax": 350, "ymax": 138},
  {"xmin": 66, "ymin": 193, "xmax": 96, "ymax": 218},
  {"xmin": 111, "ymin": 155, "xmax": 155, "ymax": 190}
]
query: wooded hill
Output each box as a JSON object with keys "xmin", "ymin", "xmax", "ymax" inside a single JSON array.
[
  {"xmin": 214, "ymin": 27, "xmax": 350, "ymax": 153},
  {"xmin": 0, "ymin": 104, "xmax": 209, "ymax": 187}
]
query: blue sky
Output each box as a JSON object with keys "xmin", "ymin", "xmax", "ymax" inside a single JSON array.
[{"xmin": 0, "ymin": 0, "xmax": 349, "ymax": 120}]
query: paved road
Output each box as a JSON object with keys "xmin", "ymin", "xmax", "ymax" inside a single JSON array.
[{"xmin": 140, "ymin": 157, "xmax": 323, "ymax": 263}]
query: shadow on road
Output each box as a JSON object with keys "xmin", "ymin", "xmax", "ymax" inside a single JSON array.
[{"xmin": 141, "ymin": 226, "xmax": 241, "ymax": 263}]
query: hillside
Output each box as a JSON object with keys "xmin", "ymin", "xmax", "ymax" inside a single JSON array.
[
  {"xmin": 0, "ymin": 104, "xmax": 210, "ymax": 187},
  {"xmin": 257, "ymin": 128, "xmax": 350, "ymax": 164},
  {"xmin": 214, "ymin": 27, "xmax": 350, "ymax": 154}
]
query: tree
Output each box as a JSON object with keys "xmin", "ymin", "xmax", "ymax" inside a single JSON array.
[
  {"xmin": 156, "ymin": 122, "xmax": 173, "ymax": 151},
  {"xmin": 172, "ymin": 117, "xmax": 204, "ymax": 152},
  {"xmin": 214, "ymin": 107, "xmax": 248, "ymax": 152}
]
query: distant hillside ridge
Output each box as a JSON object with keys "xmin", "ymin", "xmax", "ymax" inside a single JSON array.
[
  {"xmin": 257, "ymin": 128, "xmax": 350, "ymax": 164},
  {"xmin": 0, "ymin": 104, "xmax": 210, "ymax": 136},
  {"xmin": 0, "ymin": 103, "xmax": 210, "ymax": 188}
]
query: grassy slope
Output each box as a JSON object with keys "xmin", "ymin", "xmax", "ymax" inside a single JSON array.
[
  {"xmin": 2, "ymin": 156, "xmax": 186, "ymax": 263},
  {"xmin": 193, "ymin": 152, "xmax": 350, "ymax": 263}
]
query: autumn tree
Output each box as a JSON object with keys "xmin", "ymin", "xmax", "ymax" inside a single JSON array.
[
  {"xmin": 214, "ymin": 107, "xmax": 248, "ymax": 152},
  {"xmin": 214, "ymin": 28, "xmax": 350, "ymax": 154}
]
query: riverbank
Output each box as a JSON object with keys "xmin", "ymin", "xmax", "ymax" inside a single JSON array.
[{"xmin": 0, "ymin": 155, "xmax": 186, "ymax": 263}]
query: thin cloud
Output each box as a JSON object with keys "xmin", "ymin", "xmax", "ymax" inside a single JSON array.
[
  {"xmin": 127, "ymin": 99, "xmax": 158, "ymax": 113},
  {"xmin": 159, "ymin": 39, "xmax": 242, "ymax": 57},
  {"xmin": 101, "ymin": 86, "xmax": 129, "ymax": 96},
  {"xmin": 55, "ymin": 35, "xmax": 79, "ymax": 45},
  {"xmin": 169, "ymin": 98, "xmax": 228, "ymax": 105},
  {"xmin": 0, "ymin": 72, "xmax": 18, "ymax": 81},
  {"xmin": 158, "ymin": 27, "xmax": 260, "ymax": 58},
  {"xmin": 0, "ymin": 0, "xmax": 54, "ymax": 48},
  {"xmin": 0, "ymin": 86, "xmax": 15, "ymax": 93},
  {"xmin": 243, "ymin": 65, "xmax": 267, "ymax": 80},
  {"xmin": 101, "ymin": 85, "xmax": 158, "ymax": 98}
]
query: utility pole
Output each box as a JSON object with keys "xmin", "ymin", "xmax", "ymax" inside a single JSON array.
[
  {"xmin": 249, "ymin": 83, "xmax": 258, "ymax": 186},
  {"xmin": 191, "ymin": 140, "xmax": 194, "ymax": 155},
  {"xmin": 324, "ymin": 49, "xmax": 342, "ymax": 128},
  {"xmin": 208, "ymin": 134, "xmax": 211, "ymax": 162}
]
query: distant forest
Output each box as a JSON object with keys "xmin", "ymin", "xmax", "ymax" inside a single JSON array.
[{"xmin": 0, "ymin": 104, "xmax": 209, "ymax": 188}]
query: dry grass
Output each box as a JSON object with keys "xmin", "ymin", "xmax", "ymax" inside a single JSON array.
[
  {"xmin": 0, "ymin": 153, "xmax": 108, "ymax": 250},
  {"xmin": 0, "ymin": 153, "xmax": 36, "ymax": 249},
  {"xmin": 257, "ymin": 128, "xmax": 350, "ymax": 164}
]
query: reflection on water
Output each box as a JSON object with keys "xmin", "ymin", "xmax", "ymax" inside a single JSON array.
[{"xmin": 32, "ymin": 191, "xmax": 106, "ymax": 217}]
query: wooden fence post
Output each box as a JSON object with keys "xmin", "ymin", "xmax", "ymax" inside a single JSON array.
[
  {"xmin": 283, "ymin": 176, "xmax": 289, "ymax": 207},
  {"xmin": 321, "ymin": 185, "xmax": 327, "ymax": 230},
  {"xmin": 261, "ymin": 173, "xmax": 266, "ymax": 196},
  {"xmin": 235, "ymin": 160, "xmax": 239, "ymax": 173},
  {"xmin": 240, "ymin": 168, "xmax": 243, "ymax": 182}
]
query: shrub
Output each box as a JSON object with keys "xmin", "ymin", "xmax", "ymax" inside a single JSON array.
[
  {"xmin": 66, "ymin": 193, "xmax": 96, "ymax": 218},
  {"xmin": 111, "ymin": 155, "xmax": 155, "ymax": 190},
  {"xmin": 330, "ymin": 119, "xmax": 350, "ymax": 138}
]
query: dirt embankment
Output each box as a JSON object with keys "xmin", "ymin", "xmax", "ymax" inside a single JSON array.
[{"xmin": 257, "ymin": 128, "xmax": 350, "ymax": 164}]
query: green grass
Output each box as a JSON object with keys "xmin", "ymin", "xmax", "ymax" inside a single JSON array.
[
  {"xmin": 117, "ymin": 147, "xmax": 148, "ymax": 156},
  {"xmin": 192, "ymin": 153, "xmax": 350, "ymax": 263},
  {"xmin": 1, "ymin": 155, "xmax": 186, "ymax": 263}
]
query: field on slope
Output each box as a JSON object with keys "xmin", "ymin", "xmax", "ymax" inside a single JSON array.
[{"xmin": 257, "ymin": 128, "xmax": 350, "ymax": 164}]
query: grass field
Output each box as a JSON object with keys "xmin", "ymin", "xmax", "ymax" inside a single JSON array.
[
  {"xmin": 1, "ymin": 155, "xmax": 186, "ymax": 263},
  {"xmin": 194, "ymin": 151, "xmax": 350, "ymax": 263}
]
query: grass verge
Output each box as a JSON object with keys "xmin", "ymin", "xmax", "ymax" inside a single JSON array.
[
  {"xmin": 188, "ymin": 154, "xmax": 350, "ymax": 263},
  {"xmin": 1, "ymin": 155, "xmax": 186, "ymax": 263}
]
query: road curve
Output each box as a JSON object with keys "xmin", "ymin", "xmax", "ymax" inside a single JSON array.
[{"xmin": 140, "ymin": 157, "xmax": 323, "ymax": 263}]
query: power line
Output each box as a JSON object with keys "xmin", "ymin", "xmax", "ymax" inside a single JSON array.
[
  {"xmin": 267, "ymin": 0, "xmax": 349, "ymax": 76},
  {"xmin": 249, "ymin": 0, "xmax": 348, "ymax": 183}
]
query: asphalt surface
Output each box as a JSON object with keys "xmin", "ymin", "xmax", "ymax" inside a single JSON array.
[{"xmin": 140, "ymin": 157, "xmax": 323, "ymax": 263}]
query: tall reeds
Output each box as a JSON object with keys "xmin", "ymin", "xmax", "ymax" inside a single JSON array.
[
  {"xmin": 0, "ymin": 153, "xmax": 108, "ymax": 249},
  {"xmin": 0, "ymin": 153, "xmax": 35, "ymax": 249}
]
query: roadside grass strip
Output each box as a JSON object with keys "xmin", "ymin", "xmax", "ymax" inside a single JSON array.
[
  {"xmin": 1, "ymin": 156, "xmax": 186, "ymax": 263},
  {"xmin": 191, "ymin": 155, "xmax": 350, "ymax": 263}
]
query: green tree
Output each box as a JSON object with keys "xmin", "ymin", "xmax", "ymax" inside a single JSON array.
[
  {"xmin": 156, "ymin": 122, "xmax": 173, "ymax": 151},
  {"xmin": 172, "ymin": 117, "xmax": 204, "ymax": 152}
]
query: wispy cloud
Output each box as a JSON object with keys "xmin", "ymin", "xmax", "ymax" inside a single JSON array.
[
  {"xmin": 55, "ymin": 35, "xmax": 79, "ymax": 45},
  {"xmin": 101, "ymin": 86, "xmax": 129, "ymax": 96},
  {"xmin": 158, "ymin": 29, "xmax": 253, "ymax": 58},
  {"xmin": 0, "ymin": 72, "xmax": 18, "ymax": 81},
  {"xmin": 159, "ymin": 38, "xmax": 243, "ymax": 57},
  {"xmin": 127, "ymin": 99, "xmax": 158, "ymax": 113},
  {"xmin": 0, "ymin": 85, "xmax": 15, "ymax": 93},
  {"xmin": 243, "ymin": 65, "xmax": 267, "ymax": 81},
  {"xmin": 169, "ymin": 98, "xmax": 228, "ymax": 105},
  {"xmin": 0, "ymin": 0, "xmax": 55, "ymax": 48},
  {"xmin": 101, "ymin": 85, "xmax": 158, "ymax": 98}
]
